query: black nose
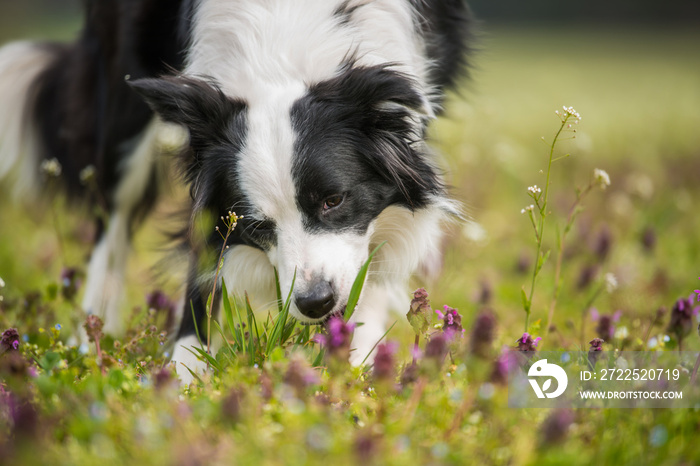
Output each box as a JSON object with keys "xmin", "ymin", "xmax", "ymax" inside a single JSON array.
[{"xmin": 295, "ymin": 280, "xmax": 336, "ymax": 319}]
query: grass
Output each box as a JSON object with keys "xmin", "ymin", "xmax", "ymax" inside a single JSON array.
[{"xmin": 2, "ymin": 23, "xmax": 700, "ymax": 465}]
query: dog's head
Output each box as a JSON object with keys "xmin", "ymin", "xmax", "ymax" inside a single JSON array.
[{"xmin": 130, "ymin": 66, "xmax": 444, "ymax": 322}]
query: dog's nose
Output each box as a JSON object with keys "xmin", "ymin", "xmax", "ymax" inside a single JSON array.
[{"xmin": 295, "ymin": 280, "xmax": 335, "ymax": 319}]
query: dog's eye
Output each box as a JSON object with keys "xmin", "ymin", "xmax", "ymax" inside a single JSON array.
[{"xmin": 323, "ymin": 194, "xmax": 344, "ymax": 211}]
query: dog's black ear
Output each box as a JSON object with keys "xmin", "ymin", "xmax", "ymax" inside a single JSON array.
[
  {"xmin": 341, "ymin": 66, "xmax": 442, "ymax": 208},
  {"xmin": 128, "ymin": 75, "xmax": 244, "ymax": 149},
  {"xmin": 304, "ymin": 64, "xmax": 442, "ymax": 208}
]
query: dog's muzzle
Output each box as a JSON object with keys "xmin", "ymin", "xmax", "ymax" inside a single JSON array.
[{"xmin": 295, "ymin": 279, "xmax": 336, "ymax": 319}]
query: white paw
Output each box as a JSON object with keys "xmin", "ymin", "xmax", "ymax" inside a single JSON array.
[
  {"xmin": 81, "ymin": 220, "xmax": 129, "ymax": 335},
  {"xmin": 171, "ymin": 335, "xmax": 209, "ymax": 385}
]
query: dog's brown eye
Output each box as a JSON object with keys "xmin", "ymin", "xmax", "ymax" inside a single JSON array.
[{"xmin": 323, "ymin": 194, "xmax": 344, "ymax": 211}]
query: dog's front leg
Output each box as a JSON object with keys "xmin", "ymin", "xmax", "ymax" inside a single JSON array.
[
  {"xmin": 171, "ymin": 254, "xmax": 222, "ymax": 385},
  {"xmin": 348, "ymin": 282, "xmax": 408, "ymax": 366},
  {"xmin": 81, "ymin": 119, "xmax": 161, "ymax": 336}
]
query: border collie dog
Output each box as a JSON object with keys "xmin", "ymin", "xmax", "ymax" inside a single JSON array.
[{"xmin": 0, "ymin": 0, "xmax": 472, "ymax": 382}]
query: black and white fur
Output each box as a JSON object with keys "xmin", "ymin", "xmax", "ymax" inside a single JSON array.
[{"xmin": 0, "ymin": 0, "xmax": 473, "ymax": 383}]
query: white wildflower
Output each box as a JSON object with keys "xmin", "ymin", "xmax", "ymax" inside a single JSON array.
[
  {"xmin": 0, "ymin": 277, "xmax": 5, "ymax": 288},
  {"xmin": 604, "ymin": 273, "xmax": 618, "ymax": 293},
  {"xmin": 593, "ymin": 168, "xmax": 611, "ymax": 189},
  {"xmin": 562, "ymin": 105, "xmax": 581, "ymax": 121},
  {"xmin": 520, "ymin": 204, "xmax": 535, "ymax": 214},
  {"xmin": 527, "ymin": 185, "xmax": 542, "ymax": 195},
  {"xmin": 40, "ymin": 158, "xmax": 62, "ymax": 177},
  {"xmin": 463, "ymin": 221, "xmax": 488, "ymax": 245},
  {"xmin": 614, "ymin": 326, "xmax": 629, "ymax": 340}
]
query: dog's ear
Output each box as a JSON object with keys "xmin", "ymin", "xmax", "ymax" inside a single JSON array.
[
  {"xmin": 128, "ymin": 75, "xmax": 244, "ymax": 149},
  {"xmin": 340, "ymin": 66, "xmax": 441, "ymax": 208}
]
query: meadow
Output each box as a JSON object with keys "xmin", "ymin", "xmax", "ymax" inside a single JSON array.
[{"xmin": 1, "ymin": 16, "xmax": 700, "ymax": 465}]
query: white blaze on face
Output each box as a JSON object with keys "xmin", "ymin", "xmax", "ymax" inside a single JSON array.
[
  {"xmin": 236, "ymin": 85, "xmax": 371, "ymax": 322},
  {"xmin": 268, "ymin": 223, "xmax": 373, "ymax": 322}
]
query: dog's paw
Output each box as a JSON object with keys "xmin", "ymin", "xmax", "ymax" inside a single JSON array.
[
  {"xmin": 171, "ymin": 335, "xmax": 209, "ymax": 385},
  {"xmin": 81, "ymin": 237, "xmax": 127, "ymax": 335}
]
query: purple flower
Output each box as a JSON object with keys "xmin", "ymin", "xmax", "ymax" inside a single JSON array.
[
  {"xmin": 153, "ymin": 367, "xmax": 175, "ymax": 391},
  {"xmin": 0, "ymin": 351, "xmax": 29, "ymax": 378},
  {"xmin": 590, "ymin": 308, "xmax": 621, "ymax": 340},
  {"xmin": 477, "ymin": 280, "xmax": 492, "ymax": 305},
  {"xmin": 400, "ymin": 361, "xmax": 419, "ymax": 387},
  {"xmin": 654, "ymin": 306, "xmax": 667, "ymax": 326},
  {"xmin": 425, "ymin": 333, "xmax": 448, "ymax": 361},
  {"xmin": 641, "ymin": 227, "xmax": 656, "ymax": 253},
  {"xmin": 284, "ymin": 357, "xmax": 319, "ymax": 395},
  {"xmin": 83, "ymin": 315, "xmax": 104, "ymax": 343},
  {"xmin": 516, "ymin": 251, "xmax": 532, "ymax": 274},
  {"xmin": 667, "ymin": 295, "xmax": 700, "ymax": 343},
  {"xmin": 372, "ymin": 341, "xmax": 398, "ymax": 381},
  {"xmin": 589, "ymin": 338, "xmax": 604, "ymax": 351},
  {"xmin": 315, "ymin": 316, "xmax": 355, "ymax": 359},
  {"xmin": 588, "ymin": 338, "xmax": 605, "ymax": 366},
  {"xmin": 435, "ymin": 305, "xmax": 464, "ymax": 340},
  {"xmin": 354, "ymin": 431, "xmax": 379, "ymax": 462},
  {"xmin": 516, "ymin": 333, "xmax": 541, "ymax": 352},
  {"xmin": 593, "ymin": 225, "xmax": 612, "ymax": 262},
  {"xmin": 491, "ymin": 347, "xmax": 519, "ymax": 384},
  {"xmin": 469, "ymin": 310, "xmax": 497, "ymax": 358},
  {"xmin": 221, "ymin": 387, "xmax": 244, "ymax": 423},
  {"xmin": 1, "ymin": 328, "xmax": 20, "ymax": 353},
  {"xmin": 146, "ymin": 290, "xmax": 175, "ymax": 313},
  {"xmin": 576, "ymin": 264, "xmax": 597, "ymax": 291},
  {"xmin": 406, "ymin": 288, "xmax": 432, "ymax": 335},
  {"xmin": 3, "ymin": 393, "xmax": 38, "ymax": 439},
  {"xmin": 540, "ymin": 408, "xmax": 575, "ymax": 445},
  {"xmin": 259, "ymin": 371, "xmax": 274, "ymax": 401}
]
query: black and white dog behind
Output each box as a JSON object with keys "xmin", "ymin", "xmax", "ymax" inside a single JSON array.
[{"xmin": 0, "ymin": 0, "xmax": 473, "ymax": 383}]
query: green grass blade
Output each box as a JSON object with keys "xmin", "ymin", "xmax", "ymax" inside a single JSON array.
[
  {"xmin": 190, "ymin": 300, "xmax": 203, "ymax": 346},
  {"xmin": 245, "ymin": 292, "xmax": 259, "ymax": 365},
  {"xmin": 266, "ymin": 268, "xmax": 297, "ymax": 354},
  {"xmin": 294, "ymin": 325, "xmax": 311, "ymax": 346},
  {"xmin": 212, "ymin": 319, "xmax": 237, "ymax": 365},
  {"xmin": 281, "ymin": 318, "xmax": 297, "ymax": 343},
  {"xmin": 274, "ymin": 267, "xmax": 283, "ymax": 313},
  {"xmin": 232, "ymin": 293, "xmax": 246, "ymax": 358},
  {"xmin": 185, "ymin": 345, "xmax": 221, "ymax": 373},
  {"xmin": 360, "ymin": 320, "xmax": 397, "ymax": 367},
  {"xmin": 344, "ymin": 241, "xmax": 385, "ymax": 320},
  {"xmin": 312, "ymin": 348, "xmax": 325, "ymax": 367},
  {"xmin": 181, "ymin": 365, "xmax": 204, "ymax": 385},
  {"xmin": 221, "ymin": 280, "xmax": 241, "ymax": 347}
]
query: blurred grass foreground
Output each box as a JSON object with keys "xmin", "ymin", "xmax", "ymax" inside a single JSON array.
[{"xmin": 1, "ymin": 7, "xmax": 700, "ymax": 466}]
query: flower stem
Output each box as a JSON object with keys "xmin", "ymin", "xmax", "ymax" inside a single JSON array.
[
  {"xmin": 412, "ymin": 334, "xmax": 419, "ymax": 365},
  {"xmin": 545, "ymin": 184, "xmax": 593, "ymax": 334},
  {"xmin": 525, "ymin": 118, "xmax": 568, "ymax": 332},
  {"xmin": 207, "ymin": 214, "xmax": 237, "ymax": 358}
]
